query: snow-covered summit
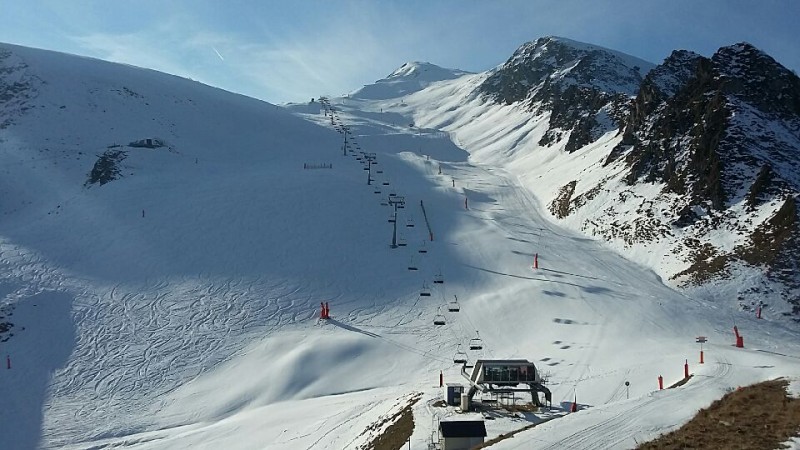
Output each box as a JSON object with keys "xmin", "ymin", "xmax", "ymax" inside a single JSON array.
[
  {"xmin": 350, "ymin": 61, "xmax": 471, "ymax": 100},
  {"xmin": 482, "ymin": 35, "xmax": 655, "ymax": 103},
  {"xmin": 386, "ymin": 61, "xmax": 470, "ymax": 81}
]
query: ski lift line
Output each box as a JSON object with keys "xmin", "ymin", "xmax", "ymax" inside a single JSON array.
[{"xmin": 344, "ymin": 303, "xmax": 451, "ymax": 364}]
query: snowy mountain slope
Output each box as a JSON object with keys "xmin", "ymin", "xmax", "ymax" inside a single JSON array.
[
  {"xmin": 380, "ymin": 38, "xmax": 800, "ymax": 323},
  {"xmin": 2, "ymin": 40, "xmax": 800, "ymax": 450},
  {"xmin": 350, "ymin": 61, "xmax": 472, "ymax": 100}
]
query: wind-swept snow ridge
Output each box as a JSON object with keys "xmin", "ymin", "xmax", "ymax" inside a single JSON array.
[{"xmin": 351, "ymin": 61, "xmax": 472, "ymax": 100}]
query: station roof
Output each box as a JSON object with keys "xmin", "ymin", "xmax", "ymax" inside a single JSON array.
[{"xmin": 439, "ymin": 420, "xmax": 487, "ymax": 438}]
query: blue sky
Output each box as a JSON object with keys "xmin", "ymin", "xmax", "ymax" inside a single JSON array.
[{"xmin": 1, "ymin": 1, "xmax": 798, "ymax": 104}]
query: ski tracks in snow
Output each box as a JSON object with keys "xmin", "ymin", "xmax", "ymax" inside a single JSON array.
[{"xmin": 0, "ymin": 241, "xmax": 329, "ymax": 448}]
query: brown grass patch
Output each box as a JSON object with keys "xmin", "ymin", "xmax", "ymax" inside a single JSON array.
[
  {"xmin": 359, "ymin": 393, "xmax": 422, "ymax": 450},
  {"xmin": 637, "ymin": 379, "xmax": 800, "ymax": 450}
]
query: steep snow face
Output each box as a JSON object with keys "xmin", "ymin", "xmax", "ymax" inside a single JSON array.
[
  {"xmin": 477, "ymin": 36, "xmax": 655, "ymax": 154},
  {"xmin": 350, "ymin": 61, "xmax": 472, "ymax": 100}
]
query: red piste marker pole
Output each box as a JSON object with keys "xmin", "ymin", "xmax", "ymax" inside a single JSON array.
[
  {"xmin": 439, "ymin": 370, "xmax": 443, "ymax": 388},
  {"xmin": 325, "ymin": 302, "xmax": 330, "ymax": 319},
  {"xmin": 534, "ymin": 253, "xmax": 539, "ymax": 270},
  {"xmin": 684, "ymin": 359, "xmax": 689, "ymax": 379},
  {"xmin": 658, "ymin": 375, "xmax": 663, "ymax": 390},
  {"xmin": 570, "ymin": 393, "xmax": 578, "ymax": 412}
]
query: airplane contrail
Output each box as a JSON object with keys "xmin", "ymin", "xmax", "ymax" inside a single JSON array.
[{"xmin": 212, "ymin": 46, "xmax": 224, "ymax": 61}]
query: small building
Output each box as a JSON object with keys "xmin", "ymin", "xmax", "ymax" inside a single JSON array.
[
  {"xmin": 439, "ymin": 420, "xmax": 486, "ymax": 450},
  {"xmin": 445, "ymin": 383, "xmax": 464, "ymax": 406}
]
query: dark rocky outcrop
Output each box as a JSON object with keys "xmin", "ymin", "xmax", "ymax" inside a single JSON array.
[
  {"xmin": 480, "ymin": 36, "xmax": 651, "ymax": 153},
  {"xmin": 479, "ymin": 37, "xmax": 800, "ymax": 315},
  {"xmin": 86, "ymin": 148, "xmax": 127, "ymax": 186}
]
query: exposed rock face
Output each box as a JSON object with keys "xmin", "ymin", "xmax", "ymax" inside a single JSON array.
[
  {"xmin": 598, "ymin": 43, "xmax": 800, "ymax": 311},
  {"xmin": 480, "ymin": 36, "xmax": 653, "ymax": 152},
  {"xmin": 86, "ymin": 148, "xmax": 127, "ymax": 186},
  {"xmin": 479, "ymin": 37, "xmax": 800, "ymax": 315},
  {"xmin": 0, "ymin": 48, "xmax": 40, "ymax": 128}
]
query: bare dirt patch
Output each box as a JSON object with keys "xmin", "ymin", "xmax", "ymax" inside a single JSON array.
[
  {"xmin": 359, "ymin": 393, "xmax": 422, "ymax": 450},
  {"xmin": 638, "ymin": 378, "xmax": 800, "ymax": 449}
]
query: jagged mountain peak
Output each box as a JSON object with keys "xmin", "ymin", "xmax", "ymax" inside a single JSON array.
[
  {"xmin": 645, "ymin": 49, "xmax": 704, "ymax": 98},
  {"xmin": 487, "ymin": 35, "xmax": 655, "ymax": 100},
  {"xmin": 477, "ymin": 35, "xmax": 655, "ymax": 153},
  {"xmin": 712, "ymin": 42, "xmax": 800, "ymax": 117}
]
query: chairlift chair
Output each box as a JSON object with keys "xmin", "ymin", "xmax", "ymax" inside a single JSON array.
[
  {"xmin": 453, "ymin": 345, "xmax": 468, "ymax": 365},
  {"xmin": 448, "ymin": 295, "xmax": 460, "ymax": 312},
  {"xmin": 406, "ymin": 217, "xmax": 415, "ymax": 228},
  {"xmin": 388, "ymin": 212, "xmax": 396, "ymax": 223},
  {"xmin": 377, "ymin": 169, "xmax": 384, "ymax": 174},
  {"xmin": 433, "ymin": 311, "xmax": 446, "ymax": 326},
  {"xmin": 433, "ymin": 271, "xmax": 444, "ymax": 284},
  {"xmin": 398, "ymin": 236, "xmax": 407, "ymax": 247},
  {"xmin": 382, "ymin": 180, "xmax": 390, "ymax": 186},
  {"xmin": 420, "ymin": 282, "xmax": 431, "ymax": 297},
  {"xmin": 380, "ymin": 197, "xmax": 389, "ymax": 206},
  {"xmin": 408, "ymin": 257, "xmax": 418, "ymax": 271},
  {"xmin": 469, "ymin": 332, "xmax": 484, "ymax": 350}
]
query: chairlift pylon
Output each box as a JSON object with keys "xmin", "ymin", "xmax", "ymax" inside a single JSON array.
[{"xmin": 469, "ymin": 332, "xmax": 484, "ymax": 351}]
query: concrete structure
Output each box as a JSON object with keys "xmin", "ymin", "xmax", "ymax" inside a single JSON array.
[
  {"xmin": 461, "ymin": 359, "xmax": 552, "ymax": 408},
  {"xmin": 439, "ymin": 420, "xmax": 486, "ymax": 450}
]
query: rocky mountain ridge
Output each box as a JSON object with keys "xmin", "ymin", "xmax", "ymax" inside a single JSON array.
[
  {"xmin": 479, "ymin": 36, "xmax": 654, "ymax": 152},
  {"xmin": 525, "ymin": 40, "xmax": 800, "ymax": 314}
]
